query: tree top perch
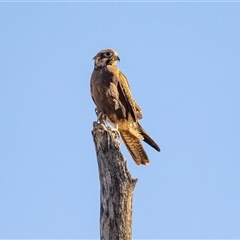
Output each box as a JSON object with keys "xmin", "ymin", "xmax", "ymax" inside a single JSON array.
[{"xmin": 92, "ymin": 121, "xmax": 137, "ymax": 240}]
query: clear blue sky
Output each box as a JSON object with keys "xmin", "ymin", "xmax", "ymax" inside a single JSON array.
[{"xmin": 1, "ymin": 2, "xmax": 240, "ymax": 239}]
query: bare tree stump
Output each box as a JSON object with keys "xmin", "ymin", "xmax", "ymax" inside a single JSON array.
[{"xmin": 92, "ymin": 122, "xmax": 138, "ymax": 240}]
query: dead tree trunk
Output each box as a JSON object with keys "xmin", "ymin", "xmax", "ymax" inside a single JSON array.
[{"xmin": 92, "ymin": 122, "xmax": 138, "ymax": 240}]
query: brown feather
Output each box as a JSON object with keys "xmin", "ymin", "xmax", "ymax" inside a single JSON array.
[
  {"xmin": 138, "ymin": 123, "xmax": 161, "ymax": 152},
  {"xmin": 119, "ymin": 129, "xmax": 150, "ymax": 166},
  {"xmin": 90, "ymin": 49, "xmax": 160, "ymax": 165}
]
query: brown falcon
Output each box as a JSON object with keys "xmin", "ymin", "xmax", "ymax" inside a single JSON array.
[{"xmin": 90, "ymin": 49, "xmax": 160, "ymax": 165}]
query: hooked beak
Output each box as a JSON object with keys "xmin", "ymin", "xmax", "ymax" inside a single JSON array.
[{"xmin": 114, "ymin": 55, "xmax": 120, "ymax": 62}]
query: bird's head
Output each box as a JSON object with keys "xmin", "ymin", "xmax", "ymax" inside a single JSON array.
[{"xmin": 93, "ymin": 49, "xmax": 120, "ymax": 69}]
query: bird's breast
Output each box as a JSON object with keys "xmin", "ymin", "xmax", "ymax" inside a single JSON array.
[{"xmin": 91, "ymin": 67, "xmax": 122, "ymax": 123}]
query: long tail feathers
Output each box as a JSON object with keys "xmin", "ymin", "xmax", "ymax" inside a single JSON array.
[
  {"xmin": 119, "ymin": 130, "xmax": 150, "ymax": 165},
  {"xmin": 119, "ymin": 123, "xmax": 160, "ymax": 165},
  {"xmin": 138, "ymin": 123, "xmax": 161, "ymax": 152}
]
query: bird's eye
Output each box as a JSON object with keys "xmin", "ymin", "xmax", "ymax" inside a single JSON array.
[{"xmin": 105, "ymin": 52, "xmax": 111, "ymax": 57}]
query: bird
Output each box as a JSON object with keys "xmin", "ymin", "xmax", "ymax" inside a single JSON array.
[{"xmin": 90, "ymin": 49, "xmax": 160, "ymax": 165}]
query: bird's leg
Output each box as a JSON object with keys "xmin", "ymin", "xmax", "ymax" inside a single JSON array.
[
  {"xmin": 94, "ymin": 108, "xmax": 110, "ymax": 132},
  {"xmin": 95, "ymin": 108, "xmax": 121, "ymax": 141},
  {"xmin": 95, "ymin": 108, "xmax": 106, "ymax": 124}
]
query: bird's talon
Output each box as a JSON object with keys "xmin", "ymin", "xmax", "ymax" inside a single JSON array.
[{"xmin": 95, "ymin": 108, "xmax": 106, "ymax": 124}]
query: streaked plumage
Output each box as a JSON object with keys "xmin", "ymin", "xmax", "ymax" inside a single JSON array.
[{"xmin": 90, "ymin": 49, "xmax": 160, "ymax": 165}]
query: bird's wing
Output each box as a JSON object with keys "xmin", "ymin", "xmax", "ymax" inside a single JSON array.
[{"xmin": 117, "ymin": 71, "xmax": 142, "ymax": 121}]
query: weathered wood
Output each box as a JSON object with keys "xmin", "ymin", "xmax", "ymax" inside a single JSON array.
[{"xmin": 92, "ymin": 122, "xmax": 138, "ymax": 240}]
